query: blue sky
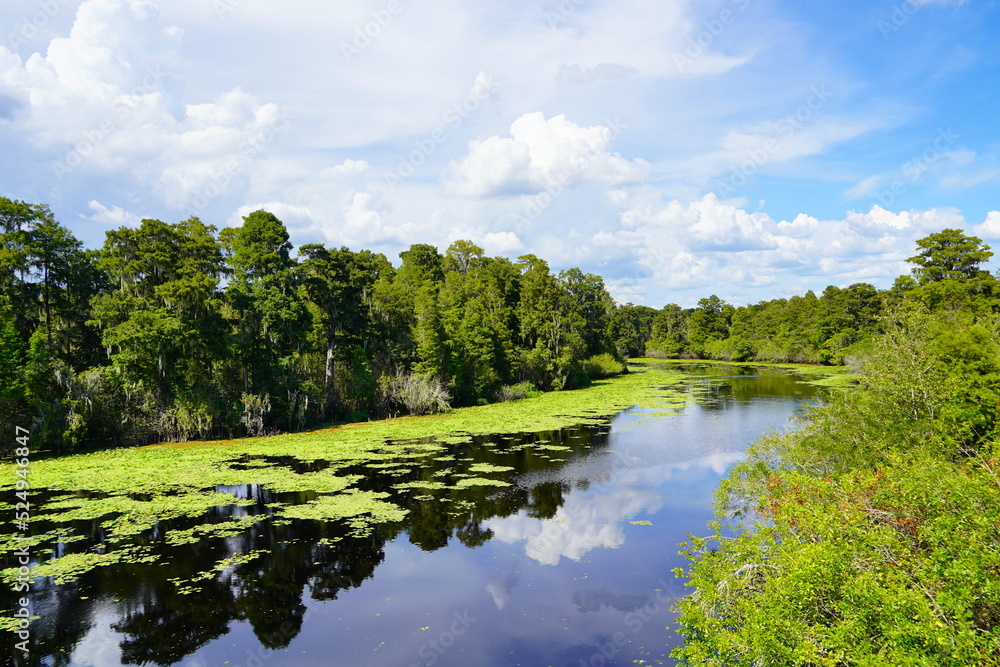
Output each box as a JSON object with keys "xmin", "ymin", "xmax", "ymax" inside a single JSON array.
[{"xmin": 1, "ymin": 0, "xmax": 999, "ymax": 307}]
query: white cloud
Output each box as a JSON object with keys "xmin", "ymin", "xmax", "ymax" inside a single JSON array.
[
  {"xmin": 0, "ymin": 0, "xmax": 292, "ymax": 213},
  {"xmin": 446, "ymin": 112, "xmax": 649, "ymax": 198},
  {"xmin": 972, "ymin": 211, "xmax": 1000, "ymax": 240},
  {"xmin": 323, "ymin": 159, "xmax": 371, "ymax": 177},
  {"xmin": 844, "ymin": 175, "xmax": 882, "ymax": 200},
  {"xmin": 482, "ymin": 231, "xmax": 524, "ymax": 254},
  {"xmin": 86, "ymin": 199, "xmax": 141, "ymax": 227},
  {"xmin": 604, "ymin": 191, "xmax": 977, "ymax": 303}
]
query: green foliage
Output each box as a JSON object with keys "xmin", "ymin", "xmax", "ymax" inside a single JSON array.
[
  {"xmin": 611, "ymin": 303, "xmax": 657, "ymax": 358},
  {"xmin": 674, "ymin": 310, "xmax": 1000, "ymax": 665},
  {"xmin": 908, "ymin": 228, "xmax": 993, "ymax": 285},
  {"xmin": 580, "ymin": 352, "xmax": 625, "ymax": 379}
]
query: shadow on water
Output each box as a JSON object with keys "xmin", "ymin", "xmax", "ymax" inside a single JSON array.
[{"xmin": 3, "ymin": 365, "xmax": 821, "ymax": 666}]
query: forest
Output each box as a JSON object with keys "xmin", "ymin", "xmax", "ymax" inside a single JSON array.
[{"xmin": 2, "ymin": 194, "xmax": 998, "ymax": 454}]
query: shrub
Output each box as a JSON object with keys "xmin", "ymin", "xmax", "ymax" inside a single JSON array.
[
  {"xmin": 645, "ymin": 338, "xmax": 681, "ymax": 359},
  {"xmin": 562, "ymin": 366, "xmax": 592, "ymax": 390},
  {"xmin": 496, "ymin": 381, "xmax": 536, "ymax": 402},
  {"xmin": 382, "ymin": 371, "xmax": 451, "ymax": 416},
  {"xmin": 580, "ymin": 353, "xmax": 625, "ymax": 379}
]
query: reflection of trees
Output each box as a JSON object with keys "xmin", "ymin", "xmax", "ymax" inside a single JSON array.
[
  {"xmin": 114, "ymin": 583, "xmax": 234, "ymax": 665},
  {"xmin": 4, "ymin": 577, "xmax": 93, "ymax": 667},
  {"xmin": 676, "ymin": 364, "xmax": 820, "ymax": 409},
  {"xmin": 18, "ymin": 423, "xmax": 605, "ymax": 666}
]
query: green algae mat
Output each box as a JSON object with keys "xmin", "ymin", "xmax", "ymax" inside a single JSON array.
[{"xmin": 1, "ymin": 363, "xmax": 698, "ymax": 590}]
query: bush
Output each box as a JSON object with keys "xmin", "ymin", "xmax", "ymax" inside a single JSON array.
[
  {"xmin": 645, "ymin": 338, "xmax": 681, "ymax": 359},
  {"xmin": 562, "ymin": 365, "xmax": 592, "ymax": 390},
  {"xmin": 382, "ymin": 371, "xmax": 451, "ymax": 416},
  {"xmin": 674, "ymin": 312, "xmax": 1000, "ymax": 666},
  {"xmin": 496, "ymin": 381, "xmax": 536, "ymax": 402},
  {"xmin": 580, "ymin": 353, "xmax": 625, "ymax": 379}
]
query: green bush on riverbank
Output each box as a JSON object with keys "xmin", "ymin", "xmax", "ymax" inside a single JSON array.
[{"xmin": 673, "ymin": 312, "xmax": 1000, "ymax": 665}]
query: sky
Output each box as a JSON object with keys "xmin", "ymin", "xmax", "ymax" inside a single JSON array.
[{"xmin": 2, "ymin": 0, "xmax": 1000, "ymax": 307}]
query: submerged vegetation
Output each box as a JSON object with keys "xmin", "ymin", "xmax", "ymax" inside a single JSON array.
[{"xmin": 674, "ymin": 232, "xmax": 1000, "ymax": 665}]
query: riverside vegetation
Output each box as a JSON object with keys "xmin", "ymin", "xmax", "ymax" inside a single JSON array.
[
  {"xmin": 2, "ymin": 194, "xmax": 947, "ymax": 454},
  {"xmin": 674, "ymin": 233, "xmax": 1000, "ymax": 664}
]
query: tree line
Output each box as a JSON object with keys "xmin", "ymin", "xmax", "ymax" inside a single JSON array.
[
  {"xmin": 3, "ymin": 194, "xmax": 997, "ymax": 452},
  {"xmin": 0, "ymin": 198, "xmax": 629, "ymax": 450},
  {"xmin": 674, "ymin": 230, "xmax": 1000, "ymax": 664}
]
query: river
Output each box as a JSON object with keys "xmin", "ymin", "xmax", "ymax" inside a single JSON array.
[{"xmin": 11, "ymin": 363, "xmax": 822, "ymax": 667}]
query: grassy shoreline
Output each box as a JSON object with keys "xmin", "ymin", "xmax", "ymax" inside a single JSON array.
[{"xmin": 0, "ymin": 363, "xmax": 692, "ymax": 496}]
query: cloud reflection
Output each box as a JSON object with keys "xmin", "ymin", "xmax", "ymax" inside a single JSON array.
[{"xmin": 483, "ymin": 452, "xmax": 744, "ymax": 565}]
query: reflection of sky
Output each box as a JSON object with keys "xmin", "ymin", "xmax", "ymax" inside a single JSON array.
[
  {"xmin": 484, "ymin": 483, "xmax": 663, "ymax": 565},
  {"xmin": 64, "ymin": 372, "xmax": 812, "ymax": 667},
  {"xmin": 482, "ymin": 450, "xmax": 746, "ymax": 566}
]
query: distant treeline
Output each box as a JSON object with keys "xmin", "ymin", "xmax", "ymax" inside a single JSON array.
[{"xmin": 1, "ymin": 194, "xmax": 996, "ymax": 450}]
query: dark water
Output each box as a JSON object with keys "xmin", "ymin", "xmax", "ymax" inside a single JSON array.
[{"xmin": 8, "ymin": 364, "xmax": 821, "ymax": 667}]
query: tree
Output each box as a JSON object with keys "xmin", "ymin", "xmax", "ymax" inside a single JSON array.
[
  {"xmin": 299, "ymin": 244, "xmax": 374, "ymax": 412},
  {"xmin": 908, "ymin": 228, "xmax": 993, "ymax": 285},
  {"xmin": 687, "ymin": 295, "xmax": 730, "ymax": 355},
  {"xmin": 612, "ymin": 304, "xmax": 657, "ymax": 359},
  {"xmin": 559, "ymin": 268, "xmax": 615, "ymax": 358},
  {"xmin": 92, "ymin": 217, "xmax": 228, "ymax": 442},
  {"xmin": 443, "ymin": 240, "xmax": 484, "ymax": 276},
  {"xmin": 223, "ymin": 211, "xmax": 311, "ymax": 431}
]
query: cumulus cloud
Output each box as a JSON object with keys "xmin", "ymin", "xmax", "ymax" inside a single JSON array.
[
  {"xmin": 603, "ymin": 191, "xmax": 978, "ymax": 301},
  {"xmin": 446, "ymin": 112, "xmax": 649, "ymax": 198},
  {"xmin": 972, "ymin": 211, "xmax": 1000, "ymax": 240},
  {"xmin": 482, "ymin": 231, "xmax": 524, "ymax": 254},
  {"xmin": 0, "ymin": 0, "xmax": 291, "ymax": 213},
  {"xmin": 322, "ymin": 159, "xmax": 370, "ymax": 177},
  {"xmin": 86, "ymin": 200, "xmax": 141, "ymax": 227}
]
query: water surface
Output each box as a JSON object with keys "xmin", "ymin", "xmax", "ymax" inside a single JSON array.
[{"xmin": 7, "ymin": 363, "xmax": 822, "ymax": 666}]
